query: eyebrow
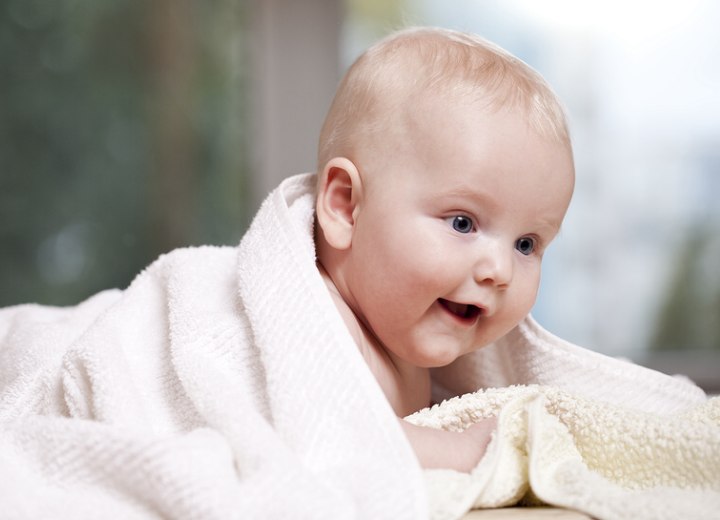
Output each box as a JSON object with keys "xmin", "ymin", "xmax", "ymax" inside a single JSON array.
[{"xmin": 438, "ymin": 185, "xmax": 497, "ymax": 209}]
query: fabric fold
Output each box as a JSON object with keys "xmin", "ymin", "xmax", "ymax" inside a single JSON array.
[
  {"xmin": 411, "ymin": 386, "xmax": 720, "ymax": 520},
  {"xmin": 0, "ymin": 173, "xmax": 426, "ymax": 519},
  {"xmin": 433, "ymin": 314, "xmax": 706, "ymax": 414}
]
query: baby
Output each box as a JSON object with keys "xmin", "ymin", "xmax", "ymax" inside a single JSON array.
[{"xmin": 313, "ymin": 28, "xmax": 575, "ymax": 472}]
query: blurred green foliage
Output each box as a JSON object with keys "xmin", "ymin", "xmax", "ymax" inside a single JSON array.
[{"xmin": 0, "ymin": 0, "xmax": 250, "ymax": 306}]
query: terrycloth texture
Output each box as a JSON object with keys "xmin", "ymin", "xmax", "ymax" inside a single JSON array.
[
  {"xmin": 0, "ymin": 173, "xmax": 709, "ymax": 519},
  {"xmin": 409, "ymin": 386, "xmax": 720, "ymax": 520},
  {"xmin": 432, "ymin": 317, "xmax": 706, "ymax": 415},
  {"xmin": 0, "ymin": 174, "xmax": 424, "ymax": 519}
]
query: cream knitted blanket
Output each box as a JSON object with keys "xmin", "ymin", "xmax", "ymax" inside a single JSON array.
[
  {"xmin": 411, "ymin": 386, "xmax": 720, "ymax": 520},
  {"xmin": 0, "ymin": 173, "xmax": 712, "ymax": 519}
]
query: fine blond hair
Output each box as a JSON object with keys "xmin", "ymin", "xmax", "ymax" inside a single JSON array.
[{"xmin": 317, "ymin": 27, "xmax": 571, "ymax": 170}]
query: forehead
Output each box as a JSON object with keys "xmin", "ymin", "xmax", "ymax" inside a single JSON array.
[
  {"xmin": 372, "ymin": 95, "xmax": 575, "ymax": 224},
  {"xmin": 404, "ymin": 93, "xmax": 569, "ymax": 167}
]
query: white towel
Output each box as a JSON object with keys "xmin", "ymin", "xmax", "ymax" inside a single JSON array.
[{"xmin": 0, "ymin": 173, "xmax": 709, "ymax": 519}]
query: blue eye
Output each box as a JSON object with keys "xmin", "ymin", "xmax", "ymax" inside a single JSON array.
[
  {"xmin": 515, "ymin": 237, "xmax": 535, "ymax": 255},
  {"xmin": 448, "ymin": 215, "xmax": 474, "ymax": 234}
]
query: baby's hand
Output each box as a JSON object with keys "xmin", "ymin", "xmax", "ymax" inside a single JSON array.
[
  {"xmin": 400, "ymin": 416, "xmax": 497, "ymax": 473},
  {"xmin": 460, "ymin": 416, "xmax": 497, "ymax": 466}
]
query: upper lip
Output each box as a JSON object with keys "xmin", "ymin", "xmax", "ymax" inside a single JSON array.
[{"xmin": 438, "ymin": 298, "xmax": 486, "ymax": 322}]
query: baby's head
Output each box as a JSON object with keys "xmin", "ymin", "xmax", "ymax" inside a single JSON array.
[{"xmin": 315, "ymin": 27, "xmax": 575, "ymax": 368}]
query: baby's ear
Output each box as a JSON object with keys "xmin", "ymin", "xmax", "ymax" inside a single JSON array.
[{"xmin": 316, "ymin": 157, "xmax": 362, "ymax": 250}]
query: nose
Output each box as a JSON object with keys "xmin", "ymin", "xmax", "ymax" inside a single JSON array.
[{"xmin": 472, "ymin": 238, "xmax": 513, "ymax": 288}]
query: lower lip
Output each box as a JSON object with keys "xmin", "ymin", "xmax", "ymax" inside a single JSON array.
[{"xmin": 437, "ymin": 300, "xmax": 479, "ymax": 327}]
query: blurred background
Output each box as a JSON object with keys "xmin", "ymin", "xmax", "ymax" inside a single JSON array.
[{"xmin": 1, "ymin": 0, "xmax": 718, "ymax": 391}]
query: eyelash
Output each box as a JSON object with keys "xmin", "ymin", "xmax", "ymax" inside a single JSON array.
[{"xmin": 445, "ymin": 215, "xmax": 540, "ymax": 256}]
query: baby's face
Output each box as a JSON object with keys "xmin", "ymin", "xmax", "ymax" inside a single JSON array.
[{"xmin": 340, "ymin": 96, "xmax": 575, "ymax": 368}]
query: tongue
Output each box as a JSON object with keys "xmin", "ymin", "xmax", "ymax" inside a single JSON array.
[{"xmin": 446, "ymin": 301, "xmax": 469, "ymax": 317}]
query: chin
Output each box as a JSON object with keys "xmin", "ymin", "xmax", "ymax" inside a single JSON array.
[{"xmin": 412, "ymin": 349, "xmax": 462, "ymax": 369}]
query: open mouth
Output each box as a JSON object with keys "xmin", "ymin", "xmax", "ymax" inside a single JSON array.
[{"xmin": 438, "ymin": 298, "xmax": 482, "ymax": 322}]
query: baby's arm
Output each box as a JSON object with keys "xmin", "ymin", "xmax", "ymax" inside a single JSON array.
[{"xmin": 399, "ymin": 417, "xmax": 496, "ymax": 473}]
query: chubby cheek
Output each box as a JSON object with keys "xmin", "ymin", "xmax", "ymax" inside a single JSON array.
[
  {"xmin": 351, "ymin": 220, "xmax": 446, "ymax": 322},
  {"xmin": 506, "ymin": 267, "xmax": 541, "ymax": 323},
  {"xmin": 380, "ymin": 226, "xmax": 450, "ymax": 299},
  {"xmin": 365, "ymin": 241, "xmax": 440, "ymax": 310}
]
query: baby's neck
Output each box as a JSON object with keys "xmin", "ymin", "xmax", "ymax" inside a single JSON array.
[{"xmin": 317, "ymin": 263, "xmax": 431, "ymax": 417}]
